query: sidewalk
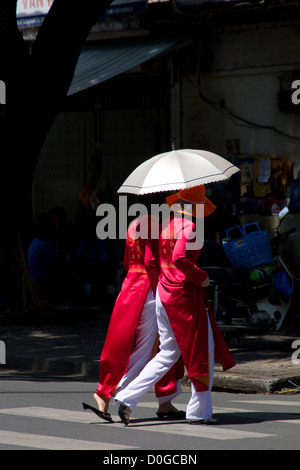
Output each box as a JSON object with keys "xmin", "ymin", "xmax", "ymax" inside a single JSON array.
[{"xmin": 1, "ymin": 301, "xmax": 300, "ymax": 394}]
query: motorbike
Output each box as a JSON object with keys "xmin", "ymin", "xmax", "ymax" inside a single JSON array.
[{"xmin": 199, "ymin": 207, "xmax": 297, "ymax": 344}]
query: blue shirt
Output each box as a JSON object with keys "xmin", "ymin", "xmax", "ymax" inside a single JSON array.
[{"xmin": 27, "ymin": 238, "xmax": 60, "ymax": 284}]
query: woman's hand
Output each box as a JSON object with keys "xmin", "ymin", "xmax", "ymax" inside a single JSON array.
[{"xmin": 201, "ymin": 276, "xmax": 210, "ymax": 288}]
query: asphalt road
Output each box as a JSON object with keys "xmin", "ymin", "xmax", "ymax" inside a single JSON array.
[{"xmin": 0, "ymin": 373, "xmax": 299, "ymax": 456}]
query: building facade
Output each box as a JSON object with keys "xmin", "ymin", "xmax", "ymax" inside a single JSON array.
[{"xmin": 21, "ymin": 0, "xmax": 300, "ymax": 271}]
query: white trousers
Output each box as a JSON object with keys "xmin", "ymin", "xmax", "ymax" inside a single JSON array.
[
  {"xmin": 115, "ymin": 290, "xmax": 215, "ymax": 419},
  {"xmin": 116, "ymin": 288, "xmax": 182, "ymax": 405}
]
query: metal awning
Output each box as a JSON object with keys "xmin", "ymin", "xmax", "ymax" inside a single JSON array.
[{"xmin": 68, "ymin": 37, "xmax": 180, "ymax": 95}]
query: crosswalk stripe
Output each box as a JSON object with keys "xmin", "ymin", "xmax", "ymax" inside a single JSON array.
[
  {"xmin": 0, "ymin": 430, "xmax": 137, "ymax": 450},
  {"xmin": 0, "ymin": 405, "xmax": 273, "ymax": 441},
  {"xmin": 139, "ymin": 401, "xmax": 184, "ymax": 410},
  {"xmin": 4, "ymin": 403, "xmax": 298, "ymax": 442},
  {"xmin": 277, "ymin": 420, "xmax": 300, "ymax": 424},
  {"xmin": 120, "ymin": 421, "xmax": 274, "ymax": 440},
  {"xmin": 138, "ymin": 402, "xmax": 257, "ymax": 414},
  {"xmin": 232, "ymin": 400, "xmax": 300, "ymax": 407},
  {"xmin": 141, "ymin": 402, "xmax": 300, "ymax": 423},
  {"xmin": 213, "ymin": 406, "xmax": 257, "ymax": 414},
  {"xmin": 0, "ymin": 407, "xmax": 102, "ymax": 423}
]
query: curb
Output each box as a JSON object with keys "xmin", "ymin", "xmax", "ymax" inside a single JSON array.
[
  {"xmin": 213, "ymin": 373, "xmax": 279, "ymax": 394},
  {"xmin": 5, "ymin": 356, "xmax": 300, "ymax": 395},
  {"xmin": 5, "ymin": 356, "xmax": 99, "ymax": 378}
]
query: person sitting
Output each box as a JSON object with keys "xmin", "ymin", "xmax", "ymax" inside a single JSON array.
[
  {"xmin": 49, "ymin": 206, "xmax": 80, "ymax": 264},
  {"xmin": 75, "ymin": 222, "xmax": 114, "ymax": 300},
  {"xmin": 27, "ymin": 212, "xmax": 61, "ymax": 299}
]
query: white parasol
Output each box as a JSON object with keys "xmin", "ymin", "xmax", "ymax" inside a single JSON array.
[{"xmin": 117, "ymin": 149, "xmax": 240, "ymax": 195}]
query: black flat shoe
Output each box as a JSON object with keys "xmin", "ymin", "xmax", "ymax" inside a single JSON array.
[
  {"xmin": 82, "ymin": 402, "xmax": 114, "ymax": 423},
  {"xmin": 118, "ymin": 403, "xmax": 131, "ymax": 426},
  {"xmin": 156, "ymin": 410, "xmax": 186, "ymax": 420}
]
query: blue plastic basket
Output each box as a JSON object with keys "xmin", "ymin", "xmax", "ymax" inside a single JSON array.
[{"xmin": 222, "ymin": 222, "xmax": 273, "ymax": 269}]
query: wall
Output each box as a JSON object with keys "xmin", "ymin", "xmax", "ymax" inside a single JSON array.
[
  {"xmin": 33, "ymin": 71, "xmax": 170, "ymax": 236},
  {"xmin": 33, "ymin": 111, "xmax": 95, "ymax": 231},
  {"xmin": 181, "ymin": 20, "xmax": 300, "ymax": 171},
  {"xmin": 180, "ymin": 20, "xmax": 300, "ymax": 273},
  {"xmin": 100, "ymin": 106, "xmax": 169, "ymax": 196}
]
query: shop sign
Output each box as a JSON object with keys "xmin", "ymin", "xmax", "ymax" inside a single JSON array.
[
  {"xmin": 104, "ymin": 0, "xmax": 147, "ymax": 16},
  {"xmin": 17, "ymin": 0, "xmax": 54, "ymax": 27},
  {"xmin": 175, "ymin": 0, "xmax": 237, "ymax": 9},
  {"xmin": 16, "ymin": 0, "xmax": 147, "ymax": 27}
]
